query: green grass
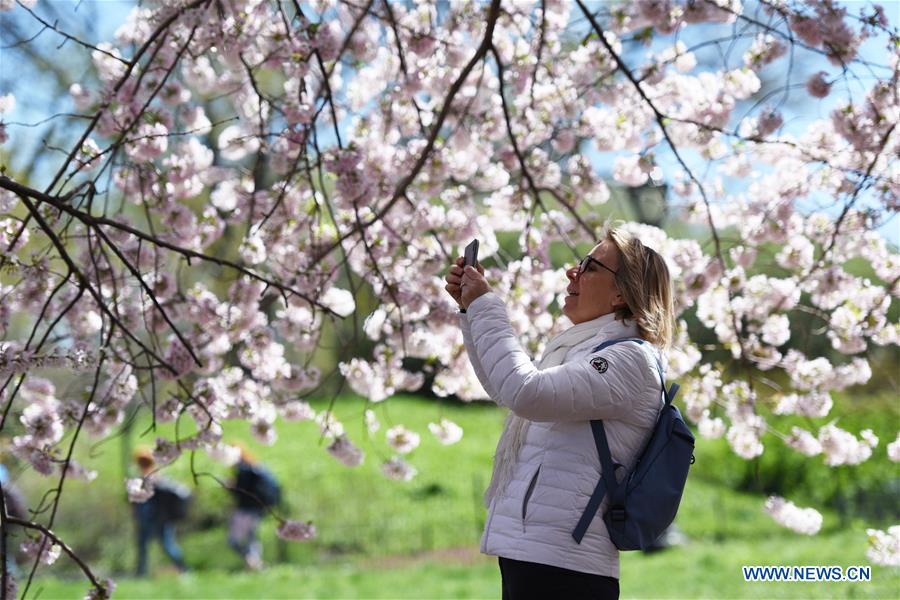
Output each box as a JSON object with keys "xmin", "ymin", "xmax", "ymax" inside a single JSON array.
[
  {"xmin": 16, "ymin": 393, "xmax": 900, "ymax": 598},
  {"xmin": 16, "ymin": 394, "xmax": 506, "ymax": 574},
  {"xmin": 28, "ymin": 527, "xmax": 900, "ymax": 599}
]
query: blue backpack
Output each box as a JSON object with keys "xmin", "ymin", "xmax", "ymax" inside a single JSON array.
[
  {"xmin": 153, "ymin": 479, "xmax": 192, "ymax": 522},
  {"xmin": 251, "ymin": 465, "xmax": 281, "ymax": 509},
  {"xmin": 572, "ymin": 338, "xmax": 695, "ymax": 551}
]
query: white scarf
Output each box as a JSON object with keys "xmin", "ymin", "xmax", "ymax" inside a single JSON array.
[{"xmin": 483, "ymin": 314, "xmax": 618, "ymax": 507}]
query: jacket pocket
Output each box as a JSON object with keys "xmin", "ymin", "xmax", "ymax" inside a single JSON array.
[{"xmin": 521, "ymin": 465, "xmax": 541, "ymax": 521}]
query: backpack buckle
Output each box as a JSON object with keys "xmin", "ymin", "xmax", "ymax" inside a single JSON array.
[{"xmin": 609, "ymin": 506, "xmax": 627, "ymax": 522}]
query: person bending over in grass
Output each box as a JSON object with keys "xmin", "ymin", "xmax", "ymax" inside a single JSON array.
[{"xmin": 444, "ymin": 227, "xmax": 675, "ymax": 600}]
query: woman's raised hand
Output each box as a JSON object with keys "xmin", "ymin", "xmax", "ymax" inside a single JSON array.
[{"xmin": 445, "ymin": 257, "xmax": 488, "ymax": 310}]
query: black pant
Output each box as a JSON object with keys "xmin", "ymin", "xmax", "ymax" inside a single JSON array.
[{"xmin": 499, "ymin": 557, "xmax": 619, "ymax": 600}]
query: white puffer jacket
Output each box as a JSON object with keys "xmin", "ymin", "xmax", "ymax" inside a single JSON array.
[{"xmin": 461, "ymin": 293, "xmax": 665, "ymax": 579}]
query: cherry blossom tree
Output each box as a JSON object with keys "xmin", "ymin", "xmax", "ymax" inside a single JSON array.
[{"xmin": 0, "ymin": 0, "xmax": 898, "ymax": 594}]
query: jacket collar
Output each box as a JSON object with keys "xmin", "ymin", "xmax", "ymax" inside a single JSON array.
[
  {"xmin": 545, "ymin": 313, "xmax": 640, "ymax": 361},
  {"xmin": 577, "ymin": 312, "xmax": 640, "ymax": 343},
  {"xmin": 600, "ymin": 314, "xmax": 639, "ymax": 340}
]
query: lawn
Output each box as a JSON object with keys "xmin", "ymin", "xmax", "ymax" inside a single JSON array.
[
  {"xmin": 28, "ymin": 520, "xmax": 900, "ymax": 599},
  {"xmin": 16, "ymin": 393, "xmax": 900, "ymax": 598}
]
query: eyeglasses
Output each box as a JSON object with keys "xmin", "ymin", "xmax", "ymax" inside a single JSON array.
[{"xmin": 576, "ymin": 255, "xmax": 618, "ymax": 277}]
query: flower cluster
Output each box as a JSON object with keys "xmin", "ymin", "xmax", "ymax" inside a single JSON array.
[
  {"xmin": 20, "ymin": 536, "xmax": 62, "ymax": 566},
  {"xmin": 385, "ymin": 425, "xmax": 421, "ymax": 455},
  {"xmin": 326, "ymin": 435, "xmax": 365, "ymax": 467},
  {"xmin": 818, "ymin": 425, "xmax": 878, "ymax": 466},
  {"xmin": 428, "ymin": 418, "xmax": 464, "ymax": 446},
  {"xmin": 866, "ymin": 526, "xmax": 900, "ymax": 567},
  {"xmin": 125, "ymin": 477, "xmax": 155, "ymax": 504},
  {"xmin": 381, "ymin": 457, "xmax": 417, "ymax": 482},
  {"xmin": 276, "ymin": 520, "xmax": 316, "ymax": 542},
  {"xmin": 888, "ymin": 433, "xmax": 900, "ymax": 463},
  {"xmin": 84, "ymin": 579, "xmax": 117, "ymax": 600},
  {"xmin": 0, "ymin": 344, "xmax": 96, "ymax": 376},
  {"xmin": 764, "ymin": 496, "xmax": 823, "ymax": 536},
  {"xmin": 0, "ymin": 92, "xmax": 14, "ymax": 144}
]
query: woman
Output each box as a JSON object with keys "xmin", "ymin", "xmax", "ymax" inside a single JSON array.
[{"xmin": 444, "ymin": 227, "xmax": 675, "ymax": 600}]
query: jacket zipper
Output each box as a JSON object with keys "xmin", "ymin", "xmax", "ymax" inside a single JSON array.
[{"xmin": 521, "ymin": 466, "xmax": 541, "ymax": 533}]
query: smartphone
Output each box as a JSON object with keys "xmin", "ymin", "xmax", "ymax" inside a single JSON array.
[{"xmin": 464, "ymin": 239, "xmax": 480, "ymax": 268}]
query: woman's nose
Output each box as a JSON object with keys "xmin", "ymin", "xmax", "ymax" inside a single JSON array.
[{"xmin": 566, "ymin": 266, "xmax": 578, "ymax": 281}]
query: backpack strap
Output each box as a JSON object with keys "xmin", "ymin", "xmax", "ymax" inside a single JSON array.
[
  {"xmin": 572, "ymin": 337, "xmax": 670, "ymax": 544},
  {"xmin": 572, "ymin": 419, "xmax": 621, "ymax": 543}
]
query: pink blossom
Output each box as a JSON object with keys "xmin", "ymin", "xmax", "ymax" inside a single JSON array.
[
  {"xmin": 887, "ymin": 433, "xmax": 900, "ymax": 463},
  {"xmin": 152, "ymin": 437, "xmax": 181, "ymax": 466},
  {"xmin": 276, "ymin": 519, "xmax": 316, "ymax": 541},
  {"xmin": 743, "ymin": 34, "xmax": 787, "ymax": 68},
  {"xmin": 62, "ymin": 460, "xmax": 98, "ymax": 482},
  {"xmin": 790, "ymin": 15, "xmax": 823, "ymax": 46},
  {"xmin": 321, "ymin": 287, "xmax": 356, "ymax": 317},
  {"xmin": 339, "ymin": 358, "xmax": 388, "ymax": 402},
  {"xmin": 365, "ymin": 409, "xmax": 380, "ymax": 433},
  {"xmin": 795, "ymin": 391, "xmax": 832, "ymax": 418},
  {"xmin": 69, "ymin": 83, "xmax": 94, "ymax": 111},
  {"xmin": 20, "ymin": 536, "xmax": 61, "ymax": 565},
  {"xmin": 91, "ymin": 42, "xmax": 126, "ymax": 83},
  {"xmin": 726, "ymin": 422, "xmax": 763, "ymax": 460},
  {"xmin": 386, "ymin": 425, "xmax": 420, "ymax": 454},
  {"xmin": 313, "ymin": 21, "xmax": 342, "ymax": 62},
  {"xmin": 251, "ymin": 419, "xmax": 278, "ymax": 446},
  {"xmin": 154, "ymin": 397, "xmax": 181, "ymax": 423},
  {"xmin": 11, "ymin": 435, "xmax": 57, "ymax": 476},
  {"xmin": 160, "ymin": 337, "xmax": 196, "ymax": 380},
  {"xmin": 552, "ymin": 130, "xmax": 576, "ymax": 154},
  {"xmin": 125, "ymin": 122, "xmax": 168, "ymax": 162},
  {"xmin": 428, "ymin": 418, "xmax": 463, "ymax": 445},
  {"xmin": 239, "ymin": 231, "xmax": 267, "ymax": 265},
  {"xmin": 756, "ymin": 108, "xmax": 783, "ymax": 137},
  {"xmin": 207, "ymin": 443, "xmax": 241, "ymax": 466},
  {"xmin": 217, "ymin": 125, "xmax": 259, "ymax": 161},
  {"xmin": 2, "ymin": 0, "xmax": 36, "ymax": 11},
  {"xmin": 866, "ymin": 527, "xmax": 900, "ymax": 567},
  {"xmin": 382, "ymin": 456, "xmax": 417, "ymax": 481},
  {"xmin": 785, "ymin": 427, "xmax": 822, "ymax": 456},
  {"xmin": 84, "ymin": 578, "xmax": 116, "ymax": 600},
  {"xmin": 806, "ymin": 72, "xmax": 831, "ymax": 98},
  {"xmin": 279, "ymin": 400, "xmax": 315, "ymax": 422},
  {"xmin": 326, "ymin": 434, "xmax": 365, "ymax": 467},
  {"xmin": 697, "ymin": 413, "xmax": 725, "ymax": 439},
  {"xmin": 612, "ymin": 154, "xmax": 649, "ymax": 187},
  {"xmin": 764, "ymin": 496, "xmax": 822, "ymax": 535},
  {"xmin": 126, "ymin": 477, "xmax": 155, "ymax": 503},
  {"xmin": 76, "ymin": 139, "xmax": 102, "ymax": 170},
  {"xmin": 818, "ymin": 424, "xmax": 875, "ymax": 466}
]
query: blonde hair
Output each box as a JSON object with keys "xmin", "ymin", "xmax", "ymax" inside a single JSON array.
[
  {"xmin": 235, "ymin": 441, "xmax": 257, "ymax": 465},
  {"xmin": 133, "ymin": 446, "xmax": 155, "ymax": 471},
  {"xmin": 605, "ymin": 227, "xmax": 676, "ymax": 349}
]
